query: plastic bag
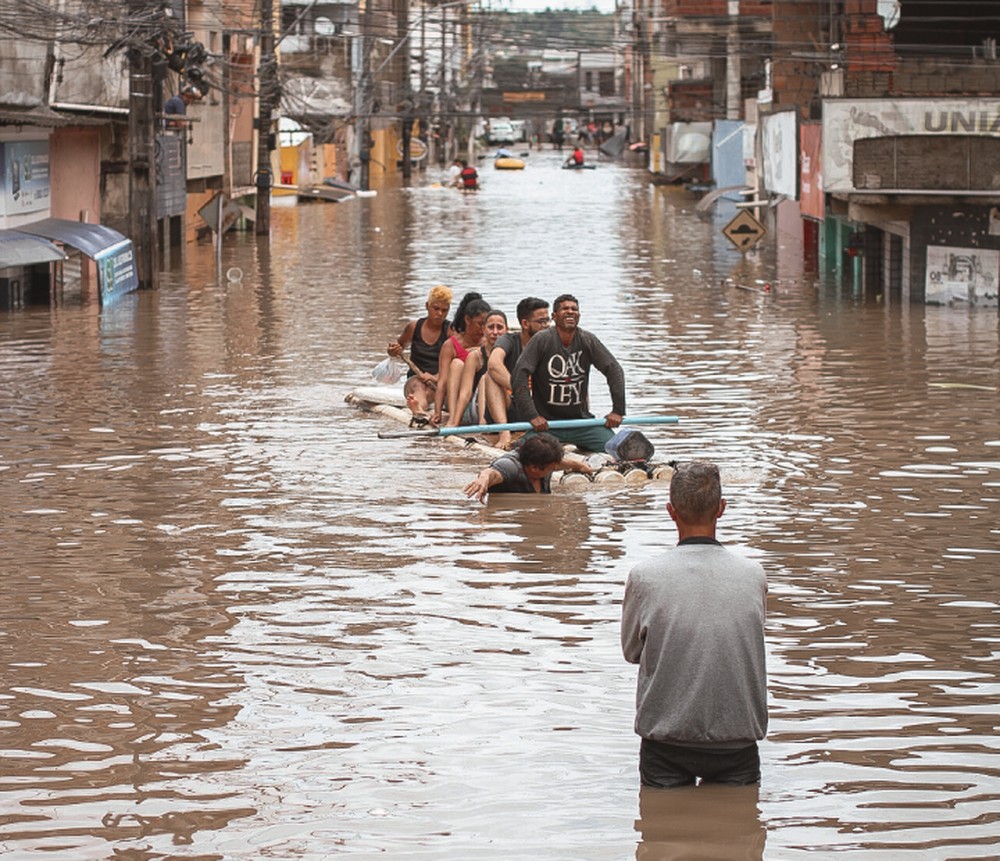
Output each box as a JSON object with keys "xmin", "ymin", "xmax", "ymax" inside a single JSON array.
[{"xmin": 372, "ymin": 357, "xmax": 406, "ymax": 385}]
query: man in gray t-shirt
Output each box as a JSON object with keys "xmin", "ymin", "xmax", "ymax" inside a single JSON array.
[{"xmin": 621, "ymin": 461, "xmax": 768, "ymax": 788}]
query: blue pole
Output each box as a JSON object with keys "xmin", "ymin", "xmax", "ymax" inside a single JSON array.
[{"xmin": 435, "ymin": 415, "xmax": 679, "ymax": 437}]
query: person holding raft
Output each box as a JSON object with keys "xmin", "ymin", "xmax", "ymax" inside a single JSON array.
[
  {"xmin": 430, "ymin": 292, "xmax": 490, "ymax": 426},
  {"xmin": 463, "ymin": 433, "xmax": 592, "ymax": 502},
  {"xmin": 446, "ymin": 308, "xmax": 508, "ymax": 429},
  {"xmin": 387, "ymin": 285, "xmax": 452, "ymax": 423},
  {"xmin": 511, "ymin": 293, "xmax": 625, "ymax": 454}
]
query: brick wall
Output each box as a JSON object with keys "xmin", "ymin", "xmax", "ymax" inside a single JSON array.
[
  {"xmin": 771, "ymin": 0, "xmax": 824, "ymax": 118},
  {"xmin": 893, "ymin": 58, "xmax": 1000, "ymax": 96}
]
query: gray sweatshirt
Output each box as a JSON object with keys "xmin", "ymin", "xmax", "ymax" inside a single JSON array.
[
  {"xmin": 511, "ymin": 326, "xmax": 625, "ymax": 422},
  {"xmin": 621, "ymin": 540, "xmax": 768, "ymax": 746}
]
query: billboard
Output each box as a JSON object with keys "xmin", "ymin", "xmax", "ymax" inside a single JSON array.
[
  {"xmin": 760, "ymin": 110, "xmax": 798, "ymax": 199},
  {"xmin": 1, "ymin": 140, "xmax": 51, "ymax": 216},
  {"xmin": 95, "ymin": 239, "xmax": 139, "ymax": 306},
  {"xmin": 823, "ymin": 98, "xmax": 1000, "ymax": 192},
  {"xmin": 925, "ymin": 245, "xmax": 999, "ymax": 306}
]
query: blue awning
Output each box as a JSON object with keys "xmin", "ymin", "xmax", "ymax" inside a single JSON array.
[
  {"xmin": 13, "ymin": 218, "xmax": 129, "ymax": 258},
  {"xmin": 0, "ymin": 230, "xmax": 68, "ymax": 268}
]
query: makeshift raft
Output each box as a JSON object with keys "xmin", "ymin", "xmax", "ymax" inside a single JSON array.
[{"xmin": 345, "ymin": 385, "xmax": 674, "ymax": 486}]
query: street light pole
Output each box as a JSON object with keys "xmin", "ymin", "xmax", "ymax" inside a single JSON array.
[{"xmin": 255, "ymin": 0, "xmax": 275, "ymax": 235}]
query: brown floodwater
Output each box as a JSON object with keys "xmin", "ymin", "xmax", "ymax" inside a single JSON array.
[{"xmin": 2, "ymin": 153, "xmax": 999, "ymax": 859}]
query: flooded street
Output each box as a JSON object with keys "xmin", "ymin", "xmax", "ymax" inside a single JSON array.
[{"xmin": 2, "ymin": 152, "xmax": 999, "ymax": 859}]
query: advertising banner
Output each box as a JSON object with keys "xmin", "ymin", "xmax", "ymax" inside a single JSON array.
[
  {"xmin": 925, "ymin": 245, "xmax": 999, "ymax": 306},
  {"xmin": 800, "ymin": 122, "xmax": 824, "ymax": 221},
  {"xmin": 95, "ymin": 239, "xmax": 139, "ymax": 306},
  {"xmin": 760, "ymin": 110, "xmax": 798, "ymax": 199},
  {"xmin": 1, "ymin": 140, "xmax": 51, "ymax": 216}
]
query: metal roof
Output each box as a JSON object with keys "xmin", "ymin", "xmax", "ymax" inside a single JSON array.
[
  {"xmin": 0, "ymin": 230, "xmax": 68, "ymax": 268},
  {"xmin": 14, "ymin": 218, "xmax": 129, "ymax": 258}
]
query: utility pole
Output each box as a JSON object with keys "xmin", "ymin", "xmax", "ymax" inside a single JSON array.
[
  {"xmin": 358, "ymin": 0, "xmax": 374, "ymax": 190},
  {"xmin": 256, "ymin": 0, "xmax": 275, "ymax": 235},
  {"xmin": 127, "ymin": 4, "xmax": 159, "ymax": 290},
  {"xmin": 440, "ymin": 5, "xmax": 448, "ymax": 165},
  {"xmin": 400, "ymin": 0, "xmax": 412, "ymax": 180}
]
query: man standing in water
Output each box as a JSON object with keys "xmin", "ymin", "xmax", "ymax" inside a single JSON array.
[
  {"xmin": 511, "ymin": 293, "xmax": 624, "ymax": 453},
  {"xmin": 621, "ymin": 461, "xmax": 767, "ymax": 788}
]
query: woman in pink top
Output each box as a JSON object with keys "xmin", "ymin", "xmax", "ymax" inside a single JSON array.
[
  {"xmin": 447, "ymin": 309, "xmax": 508, "ymax": 429},
  {"xmin": 432, "ymin": 292, "xmax": 491, "ymax": 425}
]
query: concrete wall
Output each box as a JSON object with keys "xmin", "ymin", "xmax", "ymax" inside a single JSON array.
[{"xmin": 49, "ymin": 128, "xmax": 101, "ymax": 221}]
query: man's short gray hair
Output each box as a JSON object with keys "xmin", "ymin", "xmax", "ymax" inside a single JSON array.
[{"xmin": 669, "ymin": 461, "xmax": 721, "ymax": 524}]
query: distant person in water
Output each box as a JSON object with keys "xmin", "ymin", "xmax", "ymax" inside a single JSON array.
[
  {"xmin": 566, "ymin": 145, "xmax": 585, "ymax": 167},
  {"xmin": 459, "ymin": 160, "xmax": 479, "ymax": 191}
]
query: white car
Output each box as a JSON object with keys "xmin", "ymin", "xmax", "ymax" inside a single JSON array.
[{"xmin": 487, "ymin": 119, "xmax": 516, "ymax": 145}]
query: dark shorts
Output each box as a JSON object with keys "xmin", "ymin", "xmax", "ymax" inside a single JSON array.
[
  {"xmin": 527, "ymin": 424, "xmax": 613, "ymax": 454},
  {"xmin": 639, "ymin": 739, "xmax": 760, "ymax": 788}
]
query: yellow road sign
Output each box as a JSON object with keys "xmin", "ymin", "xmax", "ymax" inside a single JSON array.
[{"xmin": 723, "ymin": 210, "xmax": 767, "ymax": 252}]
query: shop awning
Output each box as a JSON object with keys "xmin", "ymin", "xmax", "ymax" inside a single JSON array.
[
  {"xmin": 14, "ymin": 217, "xmax": 129, "ymax": 258},
  {"xmin": 0, "ymin": 230, "xmax": 68, "ymax": 268}
]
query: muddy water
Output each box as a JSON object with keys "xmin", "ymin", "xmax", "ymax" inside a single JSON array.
[{"xmin": 1, "ymin": 153, "xmax": 999, "ymax": 859}]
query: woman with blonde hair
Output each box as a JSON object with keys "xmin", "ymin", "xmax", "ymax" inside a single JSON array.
[{"xmin": 388, "ymin": 284, "xmax": 452, "ymax": 421}]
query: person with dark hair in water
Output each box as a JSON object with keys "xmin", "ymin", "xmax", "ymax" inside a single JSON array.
[
  {"xmin": 432, "ymin": 291, "xmax": 490, "ymax": 425},
  {"xmin": 463, "ymin": 433, "xmax": 592, "ymax": 502}
]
